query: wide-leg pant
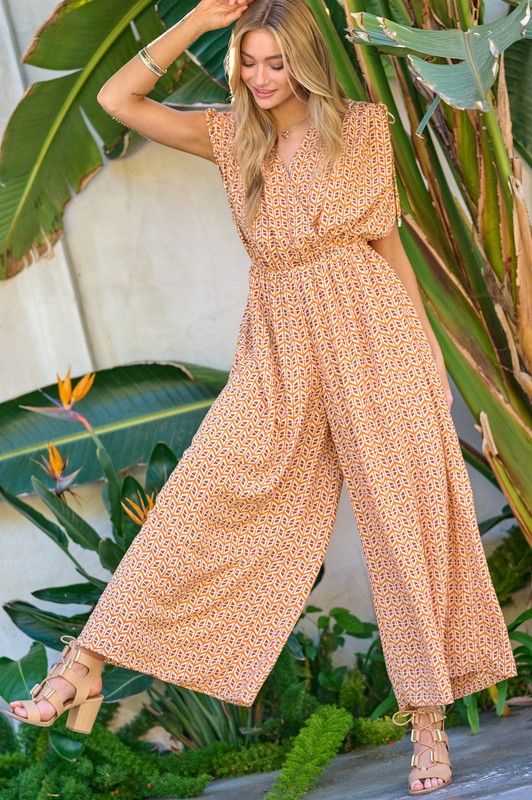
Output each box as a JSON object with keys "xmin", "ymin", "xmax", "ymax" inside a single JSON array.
[{"xmin": 78, "ymin": 247, "xmax": 517, "ymax": 709}]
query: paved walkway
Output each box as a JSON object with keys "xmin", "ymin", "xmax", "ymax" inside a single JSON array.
[{"xmin": 181, "ymin": 705, "xmax": 532, "ymax": 800}]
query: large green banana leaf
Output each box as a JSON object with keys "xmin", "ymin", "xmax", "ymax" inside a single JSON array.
[
  {"xmin": 0, "ymin": 0, "xmax": 224, "ymax": 279},
  {"xmin": 505, "ymin": 37, "xmax": 532, "ymax": 163},
  {"xmin": 348, "ymin": 1, "xmax": 530, "ymax": 125},
  {"xmin": 131, "ymin": 0, "xmax": 532, "ymax": 542},
  {"xmin": 0, "ymin": 362, "xmax": 227, "ymax": 495},
  {"xmin": 158, "ymin": 0, "xmax": 232, "ymax": 86}
]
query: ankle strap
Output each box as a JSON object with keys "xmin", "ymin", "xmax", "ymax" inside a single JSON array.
[
  {"xmin": 59, "ymin": 636, "xmax": 102, "ymax": 671},
  {"xmin": 392, "ymin": 706, "xmax": 446, "ymax": 727}
]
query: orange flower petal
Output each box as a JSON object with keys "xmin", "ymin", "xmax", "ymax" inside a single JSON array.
[
  {"xmin": 48, "ymin": 443, "xmax": 64, "ymax": 478},
  {"xmin": 57, "ymin": 370, "xmax": 72, "ymax": 407},
  {"xmin": 71, "ymin": 372, "xmax": 95, "ymax": 403},
  {"xmin": 121, "ymin": 498, "xmax": 145, "ymax": 526}
]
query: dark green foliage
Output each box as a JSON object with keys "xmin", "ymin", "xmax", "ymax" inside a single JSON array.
[
  {"xmin": 148, "ymin": 681, "xmax": 258, "ymax": 750},
  {"xmin": 0, "ymin": 754, "xmax": 29, "ymax": 792},
  {"xmin": 355, "ymin": 637, "xmax": 395, "ymax": 715},
  {"xmin": 148, "ymin": 642, "xmax": 319, "ymax": 751},
  {"xmin": 162, "ymin": 739, "xmax": 292, "ymax": 779},
  {"xmin": 265, "ymin": 705, "xmax": 353, "ymax": 800},
  {"xmin": 292, "ymin": 607, "xmax": 379, "ymax": 708},
  {"xmin": 350, "ymin": 716, "xmax": 404, "ymax": 747},
  {"xmin": 487, "ymin": 525, "xmax": 532, "ymax": 605},
  {"xmin": 0, "ymin": 719, "xmax": 210, "ymax": 800},
  {"xmin": 115, "ymin": 706, "xmax": 159, "ymax": 753},
  {"xmin": 338, "ymin": 666, "xmax": 369, "ymax": 717},
  {"xmin": 0, "ymin": 715, "xmax": 294, "ymax": 799},
  {"xmin": 256, "ymin": 646, "xmax": 320, "ymax": 741},
  {"xmin": 0, "ymin": 718, "xmax": 17, "ymax": 756}
]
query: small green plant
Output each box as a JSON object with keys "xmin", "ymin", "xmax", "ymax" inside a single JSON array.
[
  {"xmin": 349, "ymin": 715, "xmax": 404, "ymax": 747},
  {"xmin": 180, "ymin": 739, "xmax": 292, "ymax": 778},
  {"xmin": 0, "ymin": 717, "xmax": 211, "ymax": 800},
  {"xmin": 338, "ymin": 665, "xmax": 368, "ymax": 717},
  {"xmin": 147, "ymin": 682, "xmax": 261, "ymax": 750},
  {"xmin": 255, "ymin": 646, "xmax": 320, "ymax": 742},
  {"xmin": 147, "ymin": 641, "xmax": 319, "ymax": 749},
  {"xmin": 0, "ymin": 717, "xmax": 17, "ymax": 757},
  {"xmin": 0, "ymin": 368, "xmax": 220, "ymax": 707},
  {"xmin": 293, "ymin": 606, "xmax": 378, "ymax": 705},
  {"xmin": 487, "ymin": 525, "xmax": 532, "ymax": 605},
  {"xmin": 265, "ymin": 705, "xmax": 353, "ymax": 800}
]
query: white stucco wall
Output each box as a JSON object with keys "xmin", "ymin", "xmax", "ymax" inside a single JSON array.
[{"xmin": 0, "ymin": 0, "xmax": 525, "ymax": 669}]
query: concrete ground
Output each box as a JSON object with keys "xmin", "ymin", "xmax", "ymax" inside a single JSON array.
[{"xmin": 180, "ymin": 705, "xmax": 532, "ymax": 800}]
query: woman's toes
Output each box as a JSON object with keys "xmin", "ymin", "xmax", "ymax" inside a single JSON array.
[{"xmin": 411, "ymin": 780, "xmax": 424, "ymax": 792}]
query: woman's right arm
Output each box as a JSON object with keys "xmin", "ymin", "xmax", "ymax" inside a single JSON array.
[{"xmin": 97, "ymin": 0, "xmax": 250, "ymax": 161}]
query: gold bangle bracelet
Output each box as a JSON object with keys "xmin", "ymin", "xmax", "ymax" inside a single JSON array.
[
  {"xmin": 139, "ymin": 46, "xmax": 167, "ymax": 77},
  {"xmin": 138, "ymin": 50, "xmax": 161, "ymax": 77}
]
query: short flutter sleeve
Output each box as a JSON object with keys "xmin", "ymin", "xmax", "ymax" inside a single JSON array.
[
  {"xmin": 361, "ymin": 102, "xmax": 401, "ymax": 238},
  {"xmin": 204, "ymin": 107, "xmax": 236, "ymax": 178}
]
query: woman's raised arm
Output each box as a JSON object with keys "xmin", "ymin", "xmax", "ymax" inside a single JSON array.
[{"xmin": 97, "ymin": 0, "xmax": 251, "ymax": 159}]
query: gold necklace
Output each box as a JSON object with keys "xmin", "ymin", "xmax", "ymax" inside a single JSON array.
[{"xmin": 277, "ymin": 115, "xmax": 309, "ymax": 139}]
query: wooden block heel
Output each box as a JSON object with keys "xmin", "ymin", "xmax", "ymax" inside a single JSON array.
[{"xmin": 66, "ymin": 694, "xmax": 103, "ymax": 734}]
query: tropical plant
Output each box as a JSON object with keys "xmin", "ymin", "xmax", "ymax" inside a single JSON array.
[
  {"xmin": 264, "ymin": 704, "xmax": 354, "ymax": 800},
  {"xmin": 0, "ymin": 716, "xmax": 211, "ymax": 800},
  {"xmin": 0, "ymin": 0, "xmax": 228, "ymax": 279},
  {"xmin": 327, "ymin": 0, "xmax": 532, "ymax": 543},
  {"xmin": 291, "ymin": 605, "xmax": 378, "ymax": 705},
  {"xmin": 0, "ymin": 362, "xmax": 227, "ymax": 495},
  {"xmin": 2, "ymin": 0, "xmax": 530, "ymax": 545},
  {"xmin": 146, "ymin": 682, "xmax": 262, "ymax": 750},
  {"xmin": 0, "ymin": 364, "xmax": 224, "ymax": 706},
  {"xmin": 146, "ymin": 638, "xmax": 318, "ymax": 750},
  {"xmin": 487, "ymin": 524, "xmax": 532, "ymax": 604}
]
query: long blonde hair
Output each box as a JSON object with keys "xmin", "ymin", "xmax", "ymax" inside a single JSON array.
[{"xmin": 225, "ymin": 0, "xmax": 347, "ymax": 224}]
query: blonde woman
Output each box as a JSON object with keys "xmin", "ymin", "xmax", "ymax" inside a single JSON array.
[{"xmin": 4, "ymin": 0, "xmax": 516, "ymax": 794}]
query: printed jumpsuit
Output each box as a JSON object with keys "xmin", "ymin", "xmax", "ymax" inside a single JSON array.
[{"xmin": 78, "ymin": 101, "xmax": 517, "ymax": 709}]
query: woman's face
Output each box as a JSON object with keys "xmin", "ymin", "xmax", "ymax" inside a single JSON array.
[{"xmin": 240, "ymin": 29, "xmax": 298, "ymax": 112}]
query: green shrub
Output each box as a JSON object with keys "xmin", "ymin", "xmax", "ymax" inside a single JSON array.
[
  {"xmin": 293, "ymin": 607, "xmax": 377, "ymax": 707},
  {"xmin": 265, "ymin": 705, "xmax": 353, "ymax": 800},
  {"xmin": 256, "ymin": 647, "xmax": 319, "ymax": 741},
  {"xmin": 487, "ymin": 525, "xmax": 532, "ymax": 605},
  {"xmin": 350, "ymin": 716, "xmax": 404, "ymax": 747},
  {"xmin": 339, "ymin": 666, "xmax": 369, "ymax": 717},
  {"xmin": 145, "ymin": 738, "xmax": 292, "ymax": 779},
  {"xmin": 206, "ymin": 739, "xmax": 292, "ymax": 778},
  {"xmin": 0, "ymin": 719, "xmax": 210, "ymax": 800},
  {"xmin": 0, "ymin": 719, "xmax": 17, "ymax": 757}
]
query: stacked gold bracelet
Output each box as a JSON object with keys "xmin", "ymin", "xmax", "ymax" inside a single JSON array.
[{"xmin": 138, "ymin": 47, "xmax": 167, "ymax": 78}]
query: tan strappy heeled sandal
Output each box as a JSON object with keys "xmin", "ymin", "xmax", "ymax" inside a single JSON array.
[
  {"xmin": 1, "ymin": 636, "xmax": 103, "ymax": 734},
  {"xmin": 393, "ymin": 706, "xmax": 452, "ymax": 795}
]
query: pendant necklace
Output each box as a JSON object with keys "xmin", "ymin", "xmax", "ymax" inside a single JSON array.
[{"xmin": 278, "ymin": 115, "xmax": 309, "ymax": 139}]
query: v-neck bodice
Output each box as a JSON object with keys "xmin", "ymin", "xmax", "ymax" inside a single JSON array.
[
  {"xmin": 205, "ymin": 101, "xmax": 401, "ymax": 273},
  {"xmin": 274, "ymin": 123, "xmax": 316, "ymax": 173}
]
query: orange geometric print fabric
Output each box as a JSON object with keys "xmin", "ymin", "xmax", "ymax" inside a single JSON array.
[{"xmin": 78, "ymin": 101, "xmax": 516, "ymax": 708}]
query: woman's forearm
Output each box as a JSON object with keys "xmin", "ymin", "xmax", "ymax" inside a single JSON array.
[{"xmin": 97, "ymin": 11, "xmax": 205, "ymax": 116}]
